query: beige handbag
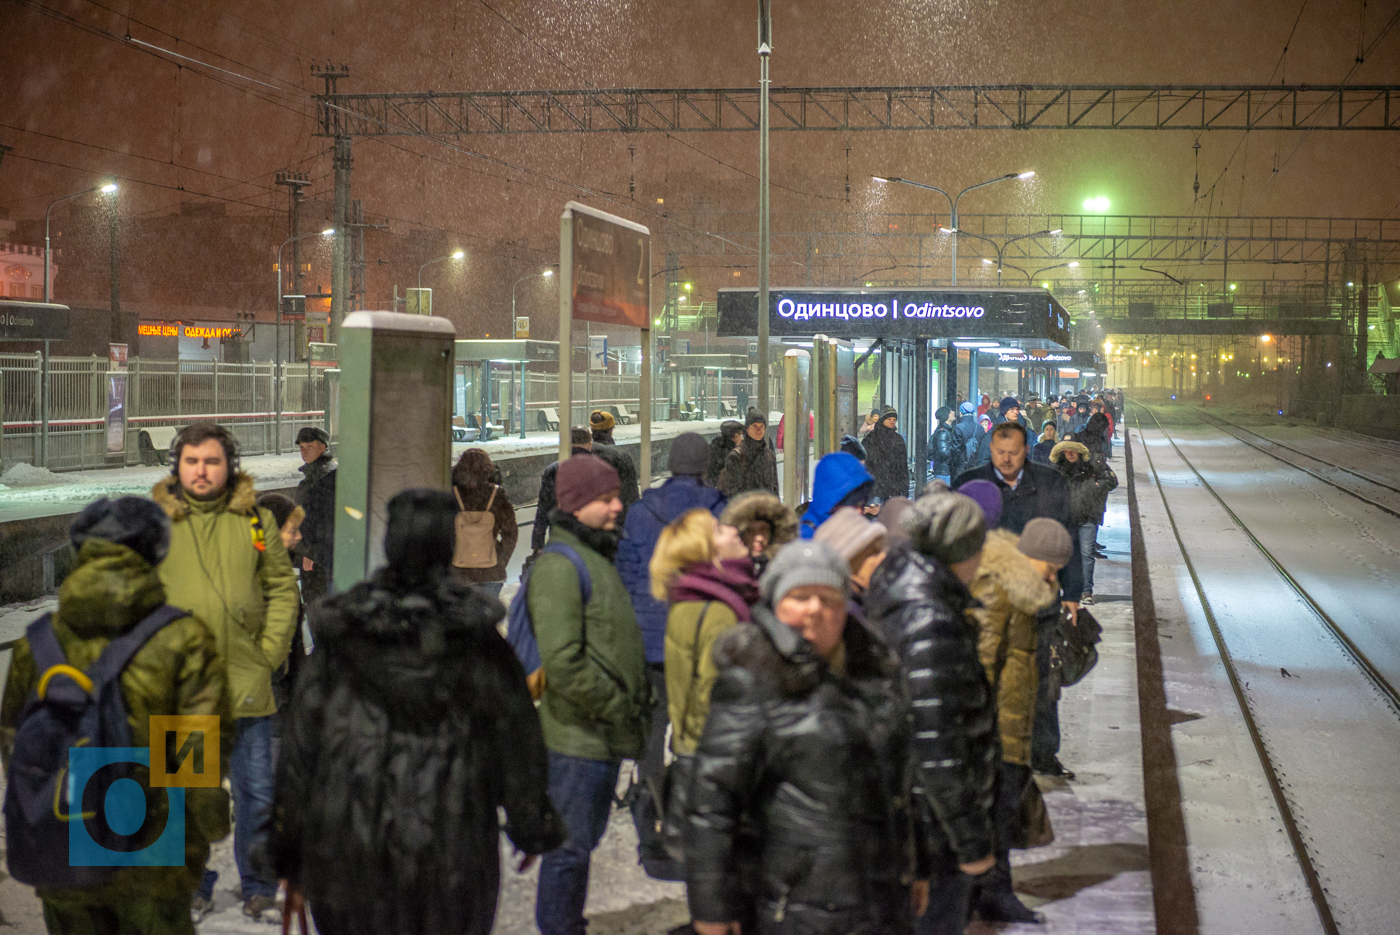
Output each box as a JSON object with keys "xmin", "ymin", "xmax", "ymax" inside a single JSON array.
[{"xmin": 452, "ymin": 485, "xmax": 499, "ymax": 569}]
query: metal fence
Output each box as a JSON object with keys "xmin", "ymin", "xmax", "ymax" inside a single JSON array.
[{"xmin": 2, "ymin": 355, "xmax": 334, "ymax": 472}]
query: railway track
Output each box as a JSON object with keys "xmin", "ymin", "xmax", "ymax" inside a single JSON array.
[{"xmin": 1130, "ymin": 401, "xmax": 1400, "ymax": 935}]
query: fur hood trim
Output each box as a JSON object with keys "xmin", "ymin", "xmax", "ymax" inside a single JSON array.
[
  {"xmin": 975, "ymin": 530, "xmax": 1058, "ymax": 616},
  {"xmin": 1049, "ymin": 440, "xmax": 1091, "ymax": 464},
  {"xmin": 720, "ymin": 491, "xmax": 798, "ymax": 558},
  {"xmin": 151, "ymin": 471, "xmax": 259, "ymax": 520},
  {"xmin": 712, "ymin": 605, "xmax": 895, "ymax": 698}
]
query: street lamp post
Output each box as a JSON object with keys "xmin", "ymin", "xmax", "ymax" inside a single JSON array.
[
  {"xmin": 756, "ymin": 0, "xmax": 773, "ymax": 417},
  {"xmin": 873, "ymin": 171, "xmax": 1034, "ymax": 285},
  {"xmin": 40, "ymin": 181, "xmax": 117, "ymax": 468},
  {"xmin": 511, "ymin": 268, "xmax": 555, "ymax": 438},
  {"xmin": 418, "ymin": 250, "xmax": 466, "ymax": 309},
  {"xmin": 276, "ymin": 228, "xmax": 335, "ymax": 454}
]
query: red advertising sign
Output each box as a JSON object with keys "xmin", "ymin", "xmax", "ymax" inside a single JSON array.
[{"xmin": 567, "ymin": 202, "xmax": 650, "ymax": 329}]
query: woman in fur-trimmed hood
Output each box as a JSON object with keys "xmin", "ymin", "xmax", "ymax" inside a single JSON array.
[{"xmin": 719, "ymin": 490, "xmax": 798, "ymax": 573}]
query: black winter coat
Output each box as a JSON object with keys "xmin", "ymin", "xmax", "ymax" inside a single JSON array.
[
  {"xmin": 864, "ymin": 424, "xmax": 910, "ymax": 499},
  {"xmin": 951, "ymin": 460, "xmax": 1084, "ymax": 600},
  {"xmin": 272, "ymin": 571, "xmax": 564, "ymax": 935},
  {"xmin": 296, "ymin": 454, "xmax": 337, "ymax": 568},
  {"xmin": 685, "ymin": 608, "xmax": 917, "ymax": 935},
  {"xmin": 708, "ymin": 421, "xmax": 744, "ymax": 486},
  {"xmin": 531, "ymin": 446, "xmax": 591, "ymax": 551},
  {"xmin": 719, "ymin": 436, "xmax": 779, "ymax": 498},
  {"xmin": 1077, "ymin": 413, "xmax": 1111, "ymax": 463},
  {"xmin": 930, "ymin": 423, "xmax": 963, "ymax": 478},
  {"xmin": 864, "ymin": 547, "xmax": 997, "ymax": 868},
  {"xmin": 1059, "ymin": 458, "xmax": 1119, "ymax": 527},
  {"xmin": 592, "ymin": 440, "xmax": 641, "ymax": 511}
]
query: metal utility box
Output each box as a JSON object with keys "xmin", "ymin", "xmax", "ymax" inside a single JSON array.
[{"xmin": 333, "ymin": 311, "xmax": 456, "ymax": 591}]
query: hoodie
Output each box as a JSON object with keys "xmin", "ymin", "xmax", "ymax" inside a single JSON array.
[{"xmin": 799, "ymin": 452, "xmax": 874, "ymax": 538}]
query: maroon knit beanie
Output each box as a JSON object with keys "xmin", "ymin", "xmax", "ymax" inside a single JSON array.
[{"xmin": 556, "ymin": 454, "xmax": 621, "ymax": 514}]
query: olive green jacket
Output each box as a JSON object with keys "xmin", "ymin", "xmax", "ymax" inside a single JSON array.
[
  {"xmin": 969, "ymin": 530, "xmax": 1058, "ymax": 766},
  {"xmin": 664, "ymin": 599, "xmax": 740, "ymax": 756},
  {"xmin": 152, "ymin": 472, "xmax": 299, "ymax": 719},
  {"xmin": 528, "ymin": 523, "xmax": 650, "ymax": 762},
  {"xmin": 1, "ymin": 540, "xmax": 234, "ymax": 901}
]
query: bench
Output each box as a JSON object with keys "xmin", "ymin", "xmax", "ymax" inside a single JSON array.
[
  {"xmin": 137, "ymin": 426, "xmax": 181, "ymax": 466},
  {"xmin": 537, "ymin": 408, "xmax": 560, "ymax": 431},
  {"xmin": 678, "ymin": 402, "xmax": 697, "ymax": 422},
  {"xmin": 718, "ymin": 399, "xmax": 738, "ymax": 418},
  {"xmin": 610, "ymin": 404, "xmax": 633, "ymax": 425}
]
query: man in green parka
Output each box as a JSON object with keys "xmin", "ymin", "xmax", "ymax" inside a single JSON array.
[
  {"xmin": 528, "ymin": 453, "xmax": 651, "ymax": 935},
  {"xmin": 1, "ymin": 496, "xmax": 234, "ymax": 935},
  {"xmin": 150, "ymin": 422, "xmax": 298, "ymax": 922}
]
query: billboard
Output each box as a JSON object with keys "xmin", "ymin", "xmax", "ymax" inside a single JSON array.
[{"xmin": 566, "ymin": 202, "xmax": 650, "ymax": 329}]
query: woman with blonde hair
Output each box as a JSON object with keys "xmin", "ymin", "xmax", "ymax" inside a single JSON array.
[{"xmin": 648, "ymin": 508, "xmax": 758, "ymax": 862}]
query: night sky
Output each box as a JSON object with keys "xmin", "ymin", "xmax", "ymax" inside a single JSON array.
[{"xmin": 4, "ymin": 0, "xmax": 1398, "ymax": 320}]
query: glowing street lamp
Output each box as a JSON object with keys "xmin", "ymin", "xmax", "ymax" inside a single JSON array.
[{"xmin": 419, "ymin": 250, "xmax": 466, "ymax": 291}]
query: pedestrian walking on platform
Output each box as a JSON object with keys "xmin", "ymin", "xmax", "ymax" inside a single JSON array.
[
  {"xmin": 718, "ymin": 411, "xmax": 778, "ymax": 498},
  {"xmin": 530, "ymin": 455, "xmax": 652, "ymax": 935},
  {"xmin": 450, "ymin": 448, "xmax": 519, "ymax": 599},
  {"xmin": 294, "ymin": 427, "xmax": 336, "ymax": 608},
  {"xmin": 2, "ymin": 497, "xmax": 233, "ymax": 935},
  {"xmin": 864, "ymin": 408, "xmax": 911, "ymax": 500},
  {"xmin": 151, "ymin": 422, "xmax": 298, "ymax": 923},
  {"xmin": 1050, "ymin": 441, "xmax": 1118, "ymax": 605},
  {"xmin": 272, "ymin": 488, "xmax": 563, "ymax": 935},
  {"xmin": 686, "ymin": 541, "xmax": 921, "ymax": 935}
]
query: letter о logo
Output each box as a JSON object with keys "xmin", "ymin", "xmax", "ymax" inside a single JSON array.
[{"xmin": 68, "ymin": 715, "xmax": 219, "ymax": 867}]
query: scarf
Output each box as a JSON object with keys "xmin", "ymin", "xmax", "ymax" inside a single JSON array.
[{"xmin": 668, "ymin": 558, "xmax": 760, "ymax": 622}]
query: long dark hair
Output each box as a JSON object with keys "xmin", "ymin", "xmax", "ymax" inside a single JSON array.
[{"xmin": 382, "ymin": 488, "xmax": 458, "ymax": 588}]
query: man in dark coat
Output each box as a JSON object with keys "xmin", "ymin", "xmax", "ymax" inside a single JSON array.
[
  {"xmin": 613, "ymin": 432, "xmax": 726, "ymax": 879},
  {"xmin": 865, "ymin": 491, "xmax": 999, "ymax": 934},
  {"xmin": 953, "ymin": 422, "xmax": 1083, "ymax": 778},
  {"xmin": 706, "ymin": 420, "xmax": 744, "ymax": 487},
  {"xmin": 530, "ymin": 427, "xmax": 594, "ymax": 554},
  {"xmin": 930, "ymin": 405, "xmax": 963, "ymax": 484},
  {"xmin": 295, "ymin": 426, "xmax": 336, "ymax": 604},
  {"xmin": 718, "ymin": 410, "xmax": 778, "ymax": 497},
  {"xmin": 864, "ymin": 408, "xmax": 910, "ymax": 500}
]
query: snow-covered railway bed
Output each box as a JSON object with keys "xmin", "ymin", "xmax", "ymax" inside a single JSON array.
[{"xmin": 1132, "ymin": 402, "xmax": 1400, "ymax": 935}]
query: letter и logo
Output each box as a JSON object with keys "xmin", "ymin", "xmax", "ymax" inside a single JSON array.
[{"xmin": 68, "ymin": 715, "xmax": 219, "ymax": 867}]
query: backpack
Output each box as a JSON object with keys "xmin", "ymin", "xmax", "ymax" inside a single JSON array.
[
  {"xmin": 4, "ymin": 605, "xmax": 188, "ymax": 889},
  {"xmin": 505, "ymin": 542, "xmax": 591, "ymax": 700},
  {"xmin": 452, "ymin": 485, "xmax": 500, "ymax": 569}
]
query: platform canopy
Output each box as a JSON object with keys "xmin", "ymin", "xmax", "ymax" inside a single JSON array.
[
  {"xmin": 717, "ymin": 286, "xmax": 1071, "ymax": 347},
  {"xmin": 453, "ymin": 338, "xmax": 559, "ymax": 363},
  {"xmin": 669, "ymin": 353, "xmax": 750, "ymax": 370}
]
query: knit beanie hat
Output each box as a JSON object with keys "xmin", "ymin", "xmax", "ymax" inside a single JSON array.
[
  {"xmin": 760, "ymin": 539, "xmax": 850, "ymax": 605},
  {"xmin": 555, "ymin": 454, "xmax": 621, "ymax": 513},
  {"xmin": 745, "ymin": 408, "xmax": 767, "ymax": 428},
  {"xmin": 935, "ymin": 405, "xmax": 952, "ymax": 423},
  {"xmin": 956, "ymin": 478, "xmax": 1004, "ymax": 528},
  {"xmin": 590, "ymin": 409, "xmax": 616, "ymax": 433},
  {"xmin": 875, "ymin": 497, "xmax": 915, "ymax": 548},
  {"xmin": 998, "ymin": 397, "xmax": 1021, "ymax": 416},
  {"xmin": 959, "ymin": 401, "xmax": 976, "ymax": 415},
  {"xmin": 668, "ymin": 431, "xmax": 710, "ymax": 477},
  {"xmin": 904, "ymin": 491, "xmax": 986, "ymax": 566},
  {"xmin": 1017, "ymin": 517, "xmax": 1074, "ymax": 567},
  {"xmin": 71, "ymin": 496, "xmax": 171, "ymax": 566},
  {"xmin": 881, "ymin": 407, "xmax": 898, "ymax": 421},
  {"xmin": 813, "ymin": 507, "xmax": 887, "ymax": 565}
]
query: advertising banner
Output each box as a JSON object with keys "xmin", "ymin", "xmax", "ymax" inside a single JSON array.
[{"xmin": 106, "ymin": 343, "xmax": 128, "ymax": 455}]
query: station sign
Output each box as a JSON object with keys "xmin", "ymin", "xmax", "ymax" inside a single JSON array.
[
  {"xmin": 993, "ymin": 349, "xmax": 1100, "ymax": 369},
  {"xmin": 716, "ymin": 287, "xmax": 1070, "ymax": 347},
  {"xmin": 567, "ymin": 202, "xmax": 650, "ymax": 329},
  {"xmin": 0, "ymin": 301, "xmax": 70, "ymax": 341}
]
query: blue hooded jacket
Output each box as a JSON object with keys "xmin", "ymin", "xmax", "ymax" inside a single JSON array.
[
  {"xmin": 799, "ymin": 452, "xmax": 874, "ymax": 538},
  {"xmin": 615, "ymin": 476, "xmax": 727, "ymax": 662}
]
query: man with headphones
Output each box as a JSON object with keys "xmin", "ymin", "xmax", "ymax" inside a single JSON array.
[{"xmin": 151, "ymin": 421, "xmax": 299, "ymax": 923}]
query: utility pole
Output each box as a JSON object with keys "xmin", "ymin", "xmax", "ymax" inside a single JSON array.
[
  {"xmin": 756, "ymin": 0, "xmax": 772, "ymax": 417},
  {"xmin": 276, "ymin": 170, "xmax": 311, "ymax": 361},
  {"xmin": 108, "ymin": 196, "xmax": 122, "ymax": 344},
  {"xmin": 315, "ymin": 64, "xmax": 352, "ymax": 345}
]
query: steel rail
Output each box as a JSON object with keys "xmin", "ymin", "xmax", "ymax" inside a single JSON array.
[
  {"xmin": 1133, "ymin": 402, "xmax": 1400, "ymax": 714},
  {"xmin": 1131, "ymin": 402, "xmax": 1342, "ymax": 935},
  {"xmin": 1187, "ymin": 408, "xmax": 1400, "ymax": 519}
]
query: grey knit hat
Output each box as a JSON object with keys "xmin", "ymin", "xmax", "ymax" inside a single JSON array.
[
  {"xmin": 813, "ymin": 507, "xmax": 887, "ymax": 565},
  {"xmin": 1017, "ymin": 517, "xmax": 1074, "ymax": 567},
  {"xmin": 759, "ymin": 539, "xmax": 850, "ymax": 605},
  {"xmin": 904, "ymin": 490, "xmax": 986, "ymax": 565},
  {"xmin": 668, "ymin": 432, "xmax": 710, "ymax": 477}
]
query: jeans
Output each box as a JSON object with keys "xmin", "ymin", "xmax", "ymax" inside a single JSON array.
[
  {"xmin": 477, "ymin": 580, "xmax": 505, "ymax": 599},
  {"xmin": 537, "ymin": 752, "xmax": 623, "ymax": 935},
  {"xmin": 1078, "ymin": 523, "xmax": 1098, "ymax": 597},
  {"xmin": 198, "ymin": 715, "xmax": 278, "ymax": 900}
]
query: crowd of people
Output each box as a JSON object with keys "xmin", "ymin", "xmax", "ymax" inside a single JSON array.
[{"xmin": 0, "ymin": 394, "xmax": 1121, "ymax": 935}]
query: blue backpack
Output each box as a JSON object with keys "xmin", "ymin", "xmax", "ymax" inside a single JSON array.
[
  {"xmin": 4, "ymin": 605, "xmax": 187, "ymax": 889},
  {"xmin": 506, "ymin": 543, "xmax": 592, "ymax": 680}
]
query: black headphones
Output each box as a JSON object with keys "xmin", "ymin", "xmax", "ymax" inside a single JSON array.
[{"xmin": 169, "ymin": 423, "xmax": 241, "ymax": 477}]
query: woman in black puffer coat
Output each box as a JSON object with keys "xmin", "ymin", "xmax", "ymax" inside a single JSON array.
[
  {"xmin": 864, "ymin": 490, "xmax": 999, "ymax": 935},
  {"xmin": 1076, "ymin": 412, "xmax": 1112, "ymax": 464},
  {"xmin": 1050, "ymin": 440, "xmax": 1119, "ymax": 603},
  {"xmin": 272, "ymin": 489, "xmax": 564, "ymax": 935},
  {"xmin": 685, "ymin": 541, "xmax": 920, "ymax": 935}
]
